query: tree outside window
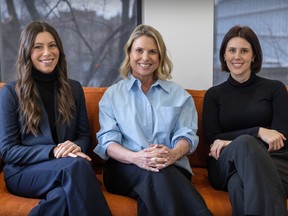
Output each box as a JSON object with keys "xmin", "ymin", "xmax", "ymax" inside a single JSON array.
[
  {"xmin": 214, "ymin": 0, "xmax": 288, "ymax": 86},
  {"xmin": 0, "ymin": 0, "xmax": 141, "ymax": 87}
]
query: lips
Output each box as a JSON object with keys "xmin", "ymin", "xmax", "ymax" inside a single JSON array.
[
  {"xmin": 40, "ymin": 59, "xmax": 53, "ymax": 63},
  {"xmin": 232, "ymin": 63, "xmax": 243, "ymax": 67},
  {"xmin": 139, "ymin": 63, "xmax": 151, "ymax": 68}
]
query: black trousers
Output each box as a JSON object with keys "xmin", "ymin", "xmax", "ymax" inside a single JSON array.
[
  {"xmin": 103, "ymin": 158, "xmax": 212, "ymax": 216},
  {"xmin": 5, "ymin": 157, "xmax": 112, "ymax": 216},
  {"xmin": 208, "ymin": 135, "xmax": 288, "ymax": 216}
]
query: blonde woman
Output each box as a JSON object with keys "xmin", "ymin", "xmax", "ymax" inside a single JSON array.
[{"xmin": 95, "ymin": 24, "xmax": 212, "ymax": 216}]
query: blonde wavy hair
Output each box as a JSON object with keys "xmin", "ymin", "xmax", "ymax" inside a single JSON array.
[
  {"xmin": 15, "ymin": 21, "xmax": 75, "ymax": 136},
  {"xmin": 120, "ymin": 24, "xmax": 173, "ymax": 80}
]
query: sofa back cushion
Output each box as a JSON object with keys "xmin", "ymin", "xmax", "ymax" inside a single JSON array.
[
  {"xmin": 0, "ymin": 83, "xmax": 210, "ymax": 171},
  {"xmin": 83, "ymin": 87, "xmax": 210, "ymax": 168},
  {"xmin": 186, "ymin": 89, "xmax": 210, "ymax": 167}
]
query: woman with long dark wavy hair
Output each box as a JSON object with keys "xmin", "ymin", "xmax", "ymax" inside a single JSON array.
[{"xmin": 0, "ymin": 21, "xmax": 111, "ymax": 216}]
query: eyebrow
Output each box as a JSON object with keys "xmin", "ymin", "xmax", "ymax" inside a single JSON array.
[
  {"xmin": 34, "ymin": 40, "xmax": 56, "ymax": 44},
  {"xmin": 227, "ymin": 46, "xmax": 250, "ymax": 49}
]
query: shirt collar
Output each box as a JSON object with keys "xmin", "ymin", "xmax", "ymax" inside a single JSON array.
[
  {"xmin": 228, "ymin": 72, "xmax": 257, "ymax": 87},
  {"xmin": 124, "ymin": 73, "xmax": 170, "ymax": 93}
]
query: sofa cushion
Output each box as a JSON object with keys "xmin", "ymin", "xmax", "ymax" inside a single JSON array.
[
  {"xmin": 0, "ymin": 172, "xmax": 39, "ymax": 216},
  {"xmin": 0, "ymin": 83, "xmax": 232, "ymax": 216}
]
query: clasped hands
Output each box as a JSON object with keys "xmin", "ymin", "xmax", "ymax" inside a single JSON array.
[
  {"xmin": 53, "ymin": 140, "xmax": 91, "ymax": 161},
  {"xmin": 134, "ymin": 144, "xmax": 181, "ymax": 172}
]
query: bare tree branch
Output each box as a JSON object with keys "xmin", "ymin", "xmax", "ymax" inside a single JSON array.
[
  {"xmin": 63, "ymin": 0, "xmax": 95, "ymax": 55},
  {"xmin": 23, "ymin": 0, "xmax": 40, "ymax": 20}
]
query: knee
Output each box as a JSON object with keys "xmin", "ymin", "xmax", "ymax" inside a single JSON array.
[
  {"xmin": 233, "ymin": 135, "xmax": 264, "ymax": 152},
  {"xmin": 232, "ymin": 135, "xmax": 269, "ymax": 161},
  {"xmin": 69, "ymin": 157, "xmax": 93, "ymax": 172},
  {"xmin": 234, "ymin": 135, "xmax": 255, "ymax": 144},
  {"xmin": 61, "ymin": 157, "xmax": 94, "ymax": 177}
]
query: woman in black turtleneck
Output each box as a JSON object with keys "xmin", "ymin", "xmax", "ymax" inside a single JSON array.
[
  {"xmin": 203, "ymin": 25, "xmax": 288, "ymax": 216},
  {"xmin": 0, "ymin": 21, "xmax": 111, "ymax": 216}
]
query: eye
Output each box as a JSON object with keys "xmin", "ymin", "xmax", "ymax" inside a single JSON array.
[
  {"xmin": 149, "ymin": 50, "xmax": 158, "ymax": 55},
  {"xmin": 228, "ymin": 48, "xmax": 236, "ymax": 53},
  {"xmin": 241, "ymin": 49, "xmax": 249, "ymax": 53},
  {"xmin": 49, "ymin": 43, "xmax": 57, "ymax": 48},
  {"xmin": 34, "ymin": 45, "xmax": 42, "ymax": 50},
  {"xmin": 135, "ymin": 48, "xmax": 143, "ymax": 53}
]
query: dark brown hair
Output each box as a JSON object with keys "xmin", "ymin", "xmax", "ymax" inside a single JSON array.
[
  {"xmin": 219, "ymin": 25, "xmax": 262, "ymax": 73},
  {"xmin": 16, "ymin": 21, "xmax": 75, "ymax": 135}
]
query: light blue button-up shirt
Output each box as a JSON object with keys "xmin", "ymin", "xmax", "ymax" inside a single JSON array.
[{"xmin": 94, "ymin": 75, "xmax": 199, "ymax": 174}]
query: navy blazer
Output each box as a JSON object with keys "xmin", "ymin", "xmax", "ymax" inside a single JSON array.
[{"xmin": 0, "ymin": 80, "xmax": 91, "ymax": 179}]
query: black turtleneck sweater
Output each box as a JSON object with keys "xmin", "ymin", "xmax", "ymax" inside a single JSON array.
[
  {"xmin": 203, "ymin": 73, "xmax": 288, "ymax": 149},
  {"xmin": 33, "ymin": 68, "xmax": 58, "ymax": 144}
]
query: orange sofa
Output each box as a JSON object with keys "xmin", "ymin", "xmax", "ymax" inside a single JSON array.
[{"xmin": 0, "ymin": 82, "xmax": 232, "ymax": 216}]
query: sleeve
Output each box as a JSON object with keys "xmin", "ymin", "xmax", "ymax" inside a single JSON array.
[
  {"xmin": 71, "ymin": 81, "xmax": 91, "ymax": 153},
  {"xmin": 202, "ymin": 88, "xmax": 259, "ymax": 145},
  {"xmin": 94, "ymin": 90, "xmax": 123, "ymax": 160},
  {"xmin": 171, "ymin": 92, "xmax": 199, "ymax": 154},
  {"xmin": 270, "ymin": 81, "xmax": 288, "ymax": 147},
  {"xmin": 0, "ymin": 84, "xmax": 55, "ymax": 165}
]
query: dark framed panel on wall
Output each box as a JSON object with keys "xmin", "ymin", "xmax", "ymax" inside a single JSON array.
[
  {"xmin": 214, "ymin": 0, "xmax": 288, "ymax": 86},
  {"xmin": 0, "ymin": 0, "xmax": 142, "ymax": 87}
]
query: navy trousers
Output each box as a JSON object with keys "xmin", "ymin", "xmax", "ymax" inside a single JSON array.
[
  {"xmin": 103, "ymin": 158, "xmax": 212, "ymax": 216},
  {"xmin": 5, "ymin": 157, "xmax": 112, "ymax": 216},
  {"xmin": 208, "ymin": 135, "xmax": 288, "ymax": 216}
]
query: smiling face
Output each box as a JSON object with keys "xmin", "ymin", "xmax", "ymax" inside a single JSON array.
[
  {"xmin": 129, "ymin": 35, "xmax": 159, "ymax": 82},
  {"xmin": 31, "ymin": 31, "xmax": 59, "ymax": 74},
  {"xmin": 224, "ymin": 37, "xmax": 255, "ymax": 82}
]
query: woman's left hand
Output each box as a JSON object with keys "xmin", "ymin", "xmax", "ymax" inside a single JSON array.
[{"xmin": 258, "ymin": 127, "xmax": 286, "ymax": 151}]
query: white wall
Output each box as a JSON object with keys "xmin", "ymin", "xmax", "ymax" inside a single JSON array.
[{"xmin": 142, "ymin": 0, "xmax": 214, "ymax": 90}]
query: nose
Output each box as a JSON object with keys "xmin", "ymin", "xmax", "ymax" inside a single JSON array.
[
  {"xmin": 142, "ymin": 51, "xmax": 149, "ymax": 60},
  {"xmin": 43, "ymin": 46, "xmax": 51, "ymax": 56},
  {"xmin": 234, "ymin": 50, "xmax": 241, "ymax": 59}
]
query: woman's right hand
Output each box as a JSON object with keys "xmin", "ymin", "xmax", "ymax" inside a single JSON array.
[
  {"xmin": 209, "ymin": 139, "xmax": 231, "ymax": 160},
  {"xmin": 53, "ymin": 140, "xmax": 91, "ymax": 161}
]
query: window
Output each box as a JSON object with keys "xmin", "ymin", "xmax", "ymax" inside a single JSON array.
[
  {"xmin": 0, "ymin": 0, "xmax": 142, "ymax": 86},
  {"xmin": 214, "ymin": 0, "xmax": 288, "ymax": 86}
]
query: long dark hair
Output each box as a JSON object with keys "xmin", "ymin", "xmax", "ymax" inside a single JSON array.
[{"xmin": 16, "ymin": 21, "xmax": 75, "ymax": 135}]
